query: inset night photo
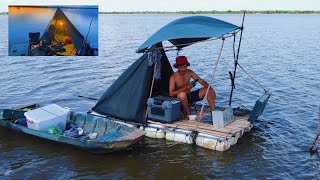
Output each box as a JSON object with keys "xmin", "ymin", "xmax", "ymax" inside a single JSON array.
[{"xmin": 9, "ymin": 5, "xmax": 98, "ymax": 56}]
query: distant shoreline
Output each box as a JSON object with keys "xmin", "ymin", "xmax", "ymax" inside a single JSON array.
[
  {"xmin": 1, "ymin": 10, "xmax": 320, "ymax": 15},
  {"xmin": 100, "ymin": 10, "xmax": 320, "ymax": 14}
]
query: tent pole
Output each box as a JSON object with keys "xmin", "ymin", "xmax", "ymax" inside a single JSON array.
[
  {"xmin": 149, "ymin": 63, "xmax": 157, "ymax": 98},
  {"xmin": 228, "ymin": 11, "xmax": 246, "ymax": 106},
  {"xmin": 198, "ymin": 38, "xmax": 225, "ymax": 119},
  {"xmin": 144, "ymin": 62, "xmax": 157, "ymax": 119}
]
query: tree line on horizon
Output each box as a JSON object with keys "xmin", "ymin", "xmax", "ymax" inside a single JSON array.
[
  {"xmin": 100, "ymin": 10, "xmax": 320, "ymax": 14},
  {"xmin": 1, "ymin": 10, "xmax": 319, "ymax": 15}
]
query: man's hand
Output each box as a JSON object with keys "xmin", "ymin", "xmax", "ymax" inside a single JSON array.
[
  {"xmin": 190, "ymin": 70, "xmax": 209, "ymax": 88},
  {"xmin": 183, "ymin": 84, "xmax": 192, "ymax": 92}
]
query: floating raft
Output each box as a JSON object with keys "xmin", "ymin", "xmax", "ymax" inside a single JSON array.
[{"xmin": 141, "ymin": 115, "xmax": 252, "ymax": 151}]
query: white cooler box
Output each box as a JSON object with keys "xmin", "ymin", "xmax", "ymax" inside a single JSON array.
[{"xmin": 24, "ymin": 104, "xmax": 69, "ymax": 132}]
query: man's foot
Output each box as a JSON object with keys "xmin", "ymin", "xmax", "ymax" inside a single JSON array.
[{"xmin": 181, "ymin": 110, "xmax": 190, "ymax": 121}]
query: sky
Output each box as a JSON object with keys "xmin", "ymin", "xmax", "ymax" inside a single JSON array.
[{"xmin": 2, "ymin": 0, "xmax": 320, "ymax": 12}]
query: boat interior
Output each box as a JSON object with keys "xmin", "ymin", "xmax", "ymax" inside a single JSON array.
[
  {"xmin": 29, "ymin": 33, "xmax": 77, "ymax": 56},
  {"xmin": 0, "ymin": 104, "xmax": 137, "ymax": 140}
]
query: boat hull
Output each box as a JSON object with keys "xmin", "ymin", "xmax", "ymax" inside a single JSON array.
[{"xmin": 0, "ymin": 107, "xmax": 145, "ymax": 153}]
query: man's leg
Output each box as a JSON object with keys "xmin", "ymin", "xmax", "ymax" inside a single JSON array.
[
  {"xmin": 198, "ymin": 87, "xmax": 216, "ymax": 110},
  {"xmin": 177, "ymin": 92, "xmax": 190, "ymax": 120}
]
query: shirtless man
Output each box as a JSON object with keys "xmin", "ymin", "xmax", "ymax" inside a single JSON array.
[{"xmin": 169, "ymin": 56, "xmax": 216, "ymax": 120}]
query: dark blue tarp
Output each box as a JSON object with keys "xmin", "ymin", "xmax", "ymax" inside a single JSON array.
[
  {"xmin": 137, "ymin": 16, "xmax": 240, "ymax": 53},
  {"xmin": 92, "ymin": 44, "xmax": 173, "ymax": 124}
]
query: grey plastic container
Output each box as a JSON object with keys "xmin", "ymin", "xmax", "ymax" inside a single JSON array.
[
  {"xmin": 211, "ymin": 106, "xmax": 235, "ymax": 127},
  {"xmin": 147, "ymin": 96, "xmax": 181, "ymax": 123}
]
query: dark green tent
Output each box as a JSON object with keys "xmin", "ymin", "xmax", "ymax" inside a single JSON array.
[
  {"xmin": 42, "ymin": 7, "xmax": 85, "ymax": 55},
  {"xmin": 92, "ymin": 44, "xmax": 173, "ymax": 124}
]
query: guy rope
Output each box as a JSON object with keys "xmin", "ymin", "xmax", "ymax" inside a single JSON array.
[{"xmin": 198, "ymin": 39, "xmax": 225, "ymax": 118}]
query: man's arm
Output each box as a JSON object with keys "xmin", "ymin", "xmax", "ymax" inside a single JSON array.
[
  {"xmin": 190, "ymin": 70, "xmax": 209, "ymax": 88},
  {"xmin": 169, "ymin": 75, "xmax": 192, "ymax": 97}
]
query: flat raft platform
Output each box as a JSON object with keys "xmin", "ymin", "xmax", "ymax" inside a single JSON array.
[
  {"xmin": 140, "ymin": 93, "xmax": 270, "ymax": 151},
  {"xmin": 141, "ymin": 114, "xmax": 252, "ymax": 151}
]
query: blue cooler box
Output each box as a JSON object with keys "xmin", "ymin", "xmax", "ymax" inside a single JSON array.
[{"xmin": 147, "ymin": 96, "xmax": 181, "ymax": 123}]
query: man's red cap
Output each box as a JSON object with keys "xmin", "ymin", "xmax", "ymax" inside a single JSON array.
[{"xmin": 173, "ymin": 56, "xmax": 190, "ymax": 68}]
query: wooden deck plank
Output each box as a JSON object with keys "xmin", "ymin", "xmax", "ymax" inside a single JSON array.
[
  {"xmin": 173, "ymin": 124, "xmax": 232, "ymax": 138},
  {"xmin": 148, "ymin": 115, "xmax": 250, "ymax": 140},
  {"xmin": 174, "ymin": 121, "xmax": 242, "ymax": 134},
  {"xmin": 174, "ymin": 122, "xmax": 245, "ymax": 139},
  {"xmin": 179, "ymin": 118, "xmax": 250, "ymax": 130},
  {"xmin": 149, "ymin": 116, "xmax": 249, "ymax": 131}
]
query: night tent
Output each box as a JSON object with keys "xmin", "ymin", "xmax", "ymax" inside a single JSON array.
[
  {"xmin": 92, "ymin": 43, "xmax": 173, "ymax": 124},
  {"xmin": 42, "ymin": 7, "xmax": 85, "ymax": 55}
]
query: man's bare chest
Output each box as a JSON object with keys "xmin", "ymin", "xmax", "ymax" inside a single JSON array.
[{"xmin": 175, "ymin": 74, "xmax": 191, "ymax": 88}]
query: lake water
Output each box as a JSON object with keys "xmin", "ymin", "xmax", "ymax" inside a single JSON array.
[{"xmin": 0, "ymin": 14, "xmax": 320, "ymax": 179}]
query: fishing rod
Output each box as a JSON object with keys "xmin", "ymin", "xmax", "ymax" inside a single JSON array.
[
  {"xmin": 69, "ymin": 19, "xmax": 93, "ymax": 56},
  {"xmin": 78, "ymin": 95, "xmax": 98, "ymax": 101},
  {"xmin": 81, "ymin": 19, "xmax": 93, "ymax": 55},
  {"xmin": 229, "ymin": 11, "xmax": 246, "ymax": 106}
]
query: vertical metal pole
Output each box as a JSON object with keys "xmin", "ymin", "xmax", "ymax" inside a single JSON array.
[{"xmin": 229, "ymin": 11, "xmax": 246, "ymax": 106}]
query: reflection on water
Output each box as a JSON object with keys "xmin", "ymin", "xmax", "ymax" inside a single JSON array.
[{"xmin": 1, "ymin": 14, "xmax": 320, "ymax": 178}]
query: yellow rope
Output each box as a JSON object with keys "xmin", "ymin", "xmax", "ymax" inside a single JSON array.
[
  {"xmin": 236, "ymin": 62, "xmax": 270, "ymax": 94},
  {"xmin": 193, "ymin": 39, "xmax": 225, "ymax": 131}
]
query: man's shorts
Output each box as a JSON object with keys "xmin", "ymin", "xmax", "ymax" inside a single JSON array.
[{"xmin": 187, "ymin": 89, "xmax": 202, "ymax": 104}]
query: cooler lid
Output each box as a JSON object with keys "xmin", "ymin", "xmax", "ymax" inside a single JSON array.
[
  {"xmin": 24, "ymin": 104, "xmax": 69, "ymax": 123},
  {"xmin": 152, "ymin": 95, "xmax": 178, "ymax": 102}
]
